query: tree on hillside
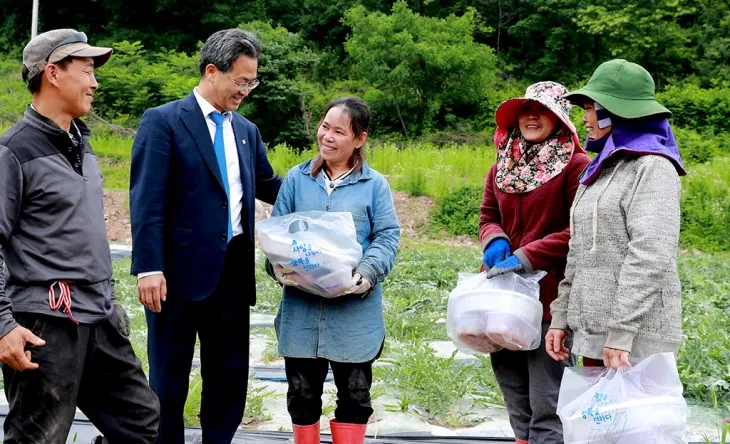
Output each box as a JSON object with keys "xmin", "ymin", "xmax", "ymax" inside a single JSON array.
[
  {"xmin": 239, "ymin": 21, "xmax": 322, "ymax": 149},
  {"xmin": 343, "ymin": 1, "xmax": 497, "ymax": 136},
  {"xmin": 693, "ymin": 0, "xmax": 730, "ymax": 85},
  {"xmin": 574, "ymin": 0, "xmax": 696, "ymax": 86}
]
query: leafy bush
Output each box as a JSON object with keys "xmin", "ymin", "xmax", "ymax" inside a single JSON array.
[
  {"xmin": 658, "ymin": 84, "xmax": 730, "ymax": 135},
  {"xmin": 0, "ymin": 56, "xmax": 29, "ymax": 127},
  {"xmin": 430, "ymin": 185, "xmax": 484, "ymax": 237},
  {"xmin": 238, "ymin": 21, "xmax": 322, "ymax": 149},
  {"xmin": 94, "ymin": 41, "xmax": 199, "ymax": 128},
  {"xmin": 403, "ymin": 170, "xmax": 427, "ymax": 197},
  {"xmin": 674, "ymin": 127, "xmax": 723, "ymax": 164},
  {"xmin": 343, "ymin": 1, "xmax": 498, "ymax": 136},
  {"xmin": 680, "ymin": 158, "xmax": 730, "ymax": 252}
]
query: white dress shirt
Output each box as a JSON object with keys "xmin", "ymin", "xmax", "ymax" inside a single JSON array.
[{"xmin": 138, "ymin": 88, "xmax": 245, "ymax": 279}]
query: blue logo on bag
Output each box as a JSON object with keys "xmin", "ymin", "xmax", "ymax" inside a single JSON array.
[
  {"xmin": 581, "ymin": 392, "xmax": 618, "ymax": 425},
  {"xmin": 290, "ymin": 240, "xmax": 324, "ymax": 273}
]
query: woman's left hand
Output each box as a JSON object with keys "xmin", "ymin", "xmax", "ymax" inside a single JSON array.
[
  {"xmin": 348, "ymin": 272, "xmax": 372, "ymax": 296},
  {"xmin": 603, "ymin": 347, "xmax": 632, "ymax": 369},
  {"xmin": 486, "ymin": 255, "xmax": 524, "ymax": 278}
]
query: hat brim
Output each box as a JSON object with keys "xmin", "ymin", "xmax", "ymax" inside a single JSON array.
[
  {"xmin": 564, "ymin": 89, "xmax": 671, "ymax": 119},
  {"xmin": 495, "ymin": 97, "xmax": 577, "ymax": 134},
  {"xmin": 49, "ymin": 43, "xmax": 113, "ymax": 68},
  {"xmin": 495, "ymin": 98, "xmax": 529, "ymax": 129}
]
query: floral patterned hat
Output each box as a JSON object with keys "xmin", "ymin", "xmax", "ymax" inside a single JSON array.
[
  {"xmin": 495, "ymin": 81, "xmax": 577, "ymax": 134},
  {"xmin": 493, "ymin": 81, "xmax": 582, "ymax": 154}
]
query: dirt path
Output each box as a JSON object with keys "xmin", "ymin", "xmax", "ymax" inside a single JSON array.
[{"xmin": 104, "ymin": 190, "xmax": 132, "ymax": 244}]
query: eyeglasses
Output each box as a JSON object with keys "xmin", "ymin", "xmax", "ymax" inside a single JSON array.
[{"xmin": 222, "ymin": 72, "xmax": 260, "ymax": 91}]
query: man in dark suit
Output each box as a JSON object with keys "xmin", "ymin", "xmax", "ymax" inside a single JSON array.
[{"xmin": 129, "ymin": 28, "xmax": 282, "ymax": 444}]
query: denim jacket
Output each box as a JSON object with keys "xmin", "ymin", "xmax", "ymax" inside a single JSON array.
[{"xmin": 272, "ymin": 159, "xmax": 400, "ymax": 362}]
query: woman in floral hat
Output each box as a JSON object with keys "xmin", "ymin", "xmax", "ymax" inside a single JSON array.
[
  {"xmin": 479, "ymin": 81, "xmax": 590, "ymax": 444},
  {"xmin": 546, "ymin": 59, "xmax": 686, "ymax": 370}
]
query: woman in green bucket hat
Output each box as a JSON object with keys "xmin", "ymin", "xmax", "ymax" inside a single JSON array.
[{"xmin": 546, "ymin": 59, "xmax": 686, "ymax": 370}]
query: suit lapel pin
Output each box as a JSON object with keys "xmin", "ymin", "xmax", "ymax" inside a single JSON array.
[{"xmin": 242, "ymin": 139, "xmax": 247, "ymax": 145}]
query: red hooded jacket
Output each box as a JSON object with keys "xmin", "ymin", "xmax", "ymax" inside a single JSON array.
[{"xmin": 479, "ymin": 129, "xmax": 590, "ymax": 321}]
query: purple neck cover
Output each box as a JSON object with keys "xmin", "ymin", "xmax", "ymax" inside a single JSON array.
[{"xmin": 581, "ymin": 116, "xmax": 686, "ymax": 185}]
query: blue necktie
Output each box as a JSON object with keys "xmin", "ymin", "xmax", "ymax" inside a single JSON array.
[{"xmin": 210, "ymin": 112, "xmax": 233, "ymax": 243}]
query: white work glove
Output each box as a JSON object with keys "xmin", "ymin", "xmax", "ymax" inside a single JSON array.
[
  {"xmin": 273, "ymin": 264, "xmax": 297, "ymax": 286},
  {"xmin": 348, "ymin": 272, "xmax": 372, "ymax": 296}
]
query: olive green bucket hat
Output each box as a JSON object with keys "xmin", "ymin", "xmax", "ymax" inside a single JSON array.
[{"xmin": 563, "ymin": 59, "xmax": 671, "ymax": 118}]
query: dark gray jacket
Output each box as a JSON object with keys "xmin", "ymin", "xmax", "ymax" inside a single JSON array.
[{"xmin": 0, "ymin": 107, "xmax": 113, "ymax": 338}]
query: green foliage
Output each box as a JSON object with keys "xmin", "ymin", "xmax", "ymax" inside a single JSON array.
[
  {"xmin": 693, "ymin": 1, "xmax": 730, "ymax": 85},
  {"xmin": 500, "ymin": 0, "xmax": 598, "ymax": 83},
  {"xmin": 659, "ymin": 84, "xmax": 730, "ymax": 135},
  {"xmin": 256, "ymin": 328, "xmax": 281, "ymax": 364},
  {"xmin": 367, "ymin": 142, "xmax": 494, "ymax": 198},
  {"xmin": 0, "ymin": 56, "xmax": 28, "ymax": 127},
  {"xmin": 245, "ymin": 374, "xmax": 277, "ymax": 422},
  {"xmin": 94, "ymin": 41, "xmax": 198, "ymax": 128},
  {"xmin": 266, "ymin": 142, "xmax": 495, "ymax": 198},
  {"xmin": 91, "ymin": 135, "xmax": 135, "ymax": 190},
  {"xmin": 183, "ymin": 369, "xmax": 204, "ymax": 425},
  {"xmin": 680, "ymin": 159, "xmax": 730, "ymax": 252},
  {"xmin": 430, "ymin": 185, "xmax": 484, "ymax": 237},
  {"xmin": 403, "ymin": 170, "xmax": 427, "ymax": 197},
  {"xmin": 677, "ymin": 253, "xmax": 730, "ymax": 406},
  {"xmin": 701, "ymin": 392, "xmax": 730, "ymax": 444},
  {"xmin": 383, "ymin": 243, "xmax": 480, "ymax": 342},
  {"xmin": 254, "ymin": 255, "xmax": 285, "ymax": 314},
  {"xmin": 111, "ymin": 259, "xmax": 148, "ymax": 372},
  {"xmin": 574, "ymin": 0, "xmax": 695, "ymax": 85},
  {"xmin": 1, "ymin": 0, "xmax": 729, "ymax": 88},
  {"xmin": 343, "ymin": 2, "xmax": 497, "ymax": 136},
  {"xmin": 375, "ymin": 342, "xmax": 498, "ymax": 427},
  {"xmin": 674, "ymin": 127, "xmax": 723, "ymax": 165},
  {"xmin": 238, "ymin": 21, "xmax": 322, "ymax": 149}
]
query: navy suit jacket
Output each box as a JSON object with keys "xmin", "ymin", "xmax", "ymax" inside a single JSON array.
[{"xmin": 129, "ymin": 92, "xmax": 281, "ymax": 304}]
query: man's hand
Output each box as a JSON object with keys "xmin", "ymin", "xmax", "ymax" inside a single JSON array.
[
  {"xmin": 603, "ymin": 347, "xmax": 631, "ymax": 369},
  {"xmin": 138, "ymin": 274, "xmax": 167, "ymax": 313},
  {"xmin": 0, "ymin": 326, "xmax": 46, "ymax": 371},
  {"xmin": 545, "ymin": 328, "xmax": 570, "ymax": 361}
]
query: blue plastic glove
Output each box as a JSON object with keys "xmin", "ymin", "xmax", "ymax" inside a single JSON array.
[
  {"xmin": 486, "ymin": 255, "xmax": 524, "ymax": 279},
  {"xmin": 483, "ymin": 238, "xmax": 511, "ymax": 269}
]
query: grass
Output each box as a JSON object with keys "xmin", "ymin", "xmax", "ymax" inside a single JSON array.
[
  {"xmin": 263, "ymin": 142, "xmax": 495, "ymax": 198},
  {"xmin": 88, "ymin": 136, "xmax": 495, "ymax": 197}
]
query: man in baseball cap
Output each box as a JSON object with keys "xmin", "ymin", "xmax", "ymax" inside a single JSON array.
[
  {"xmin": 23, "ymin": 28, "xmax": 112, "ymax": 81},
  {"xmin": 0, "ymin": 29, "xmax": 159, "ymax": 443}
]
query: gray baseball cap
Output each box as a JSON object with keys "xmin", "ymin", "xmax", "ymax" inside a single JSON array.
[{"xmin": 23, "ymin": 29, "xmax": 113, "ymax": 81}]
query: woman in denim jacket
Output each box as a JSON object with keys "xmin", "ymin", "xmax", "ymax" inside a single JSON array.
[{"xmin": 270, "ymin": 97, "xmax": 400, "ymax": 444}]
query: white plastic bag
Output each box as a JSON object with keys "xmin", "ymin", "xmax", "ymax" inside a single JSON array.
[
  {"xmin": 557, "ymin": 352, "xmax": 687, "ymax": 444},
  {"xmin": 446, "ymin": 271, "xmax": 545, "ymax": 354},
  {"xmin": 256, "ymin": 211, "xmax": 363, "ymax": 297}
]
